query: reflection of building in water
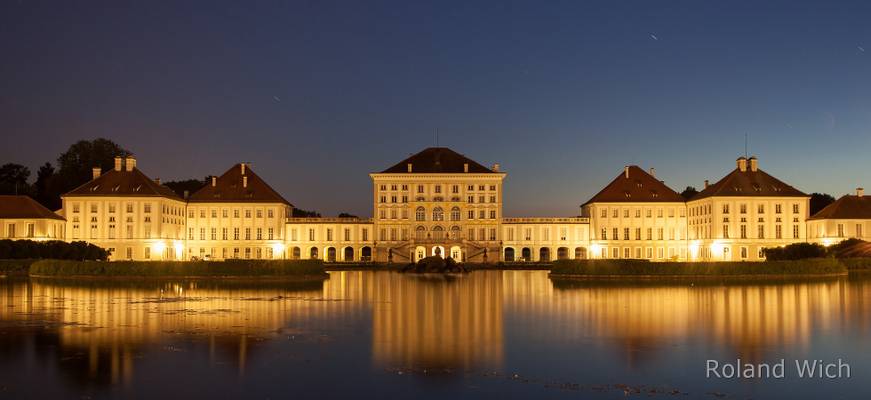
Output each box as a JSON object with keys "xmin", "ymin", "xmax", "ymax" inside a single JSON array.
[
  {"xmin": 0, "ymin": 280, "xmax": 326, "ymax": 384},
  {"xmin": 363, "ymin": 271, "xmax": 504, "ymax": 369},
  {"xmin": 506, "ymin": 272, "xmax": 866, "ymax": 365}
]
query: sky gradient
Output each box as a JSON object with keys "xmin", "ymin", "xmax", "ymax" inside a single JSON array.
[{"xmin": 2, "ymin": 0, "xmax": 870, "ymax": 217}]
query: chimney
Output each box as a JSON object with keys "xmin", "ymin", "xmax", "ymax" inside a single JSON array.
[
  {"xmin": 155, "ymin": 178, "xmax": 161, "ymax": 185},
  {"xmin": 407, "ymin": 163, "xmax": 412, "ymax": 173},
  {"xmin": 492, "ymin": 163, "xmax": 500, "ymax": 172},
  {"xmin": 463, "ymin": 163, "xmax": 469, "ymax": 173},
  {"xmin": 125, "ymin": 156, "xmax": 136, "ymax": 171},
  {"xmin": 736, "ymin": 157, "xmax": 747, "ymax": 172},
  {"xmin": 749, "ymin": 156, "xmax": 758, "ymax": 172},
  {"xmin": 92, "ymin": 167, "xmax": 101, "ymax": 180},
  {"xmin": 240, "ymin": 163, "xmax": 246, "ymax": 175},
  {"xmin": 243, "ymin": 176, "xmax": 248, "ymax": 188},
  {"xmin": 858, "ymin": 188, "xmax": 865, "ymax": 197},
  {"xmin": 704, "ymin": 179, "xmax": 710, "ymax": 189},
  {"xmin": 211, "ymin": 176, "xmax": 217, "ymax": 187},
  {"xmin": 649, "ymin": 167, "xmax": 655, "ymax": 178},
  {"xmin": 624, "ymin": 166, "xmax": 630, "ymax": 178},
  {"xmin": 114, "ymin": 156, "xmax": 122, "ymax": 171}
]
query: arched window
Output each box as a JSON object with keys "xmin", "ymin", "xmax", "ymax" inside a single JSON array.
[
  {"xmin": 432, "ymin": 226, "xmax": 445, "ymax": 240},
  {"xmin": 450, "ymin": 225, "xmax": 461, "ymax": 239},
  {"xmin": 415, "ymin": 226, "xmax": 427, "ymax": 240},
  {"xmin": 415, "ymin": 207, "xmax": 426, "ymax": 221},
  {"xmin": 432, "ymin": 207, "xmax": 444, "ymax": 221},
  {"xmin": 450, "ymin": 207, "xmax": 461, "ymax": 221}
]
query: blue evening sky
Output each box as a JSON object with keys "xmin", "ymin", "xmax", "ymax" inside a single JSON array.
[{"xmin": 2, "ymin": 0, "xmax": 869, "ymax": 216}]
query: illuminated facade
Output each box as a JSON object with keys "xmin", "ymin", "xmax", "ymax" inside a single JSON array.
[
  {"xmin": 685, "ymin": 157, "xmax": 810, "ymax": 261},
  {"xmin": 5, "ymin": 148, "xmax": 861, "ymax": 262},
  {"xmin": 582, "ymin": 166, "xmax": 689, "ymax": 261},
  {"xmin": 60, "ymin": 156, "xmax": 187, "ymax": 260}
]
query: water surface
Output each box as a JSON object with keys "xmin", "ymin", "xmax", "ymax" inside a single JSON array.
[{"xmin": 1, "ymin": 271, "xmax": 869, "ymax": 399}]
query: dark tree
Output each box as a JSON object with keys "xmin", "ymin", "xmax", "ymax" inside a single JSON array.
[
  {"xmin": 292, "ymin": 208, "xmax": 321, "ymax": 218},
  {"xmin": 0, "ymin": 163, "xmax": 32, "ymax": 195},
  {"xmin": 34, "ymin": 162, "xmax": 62, "ymax": 210},
  {"xmin": 680, "ymin": 186, "xmax": 699, "ymax": 200},
  {"xmin": 809, "ymin": 193, "xmax": 836, "ymax": 216},
  {"xmin": 337, "ymin": 212, "xmax": 358, "ymax": 218},
  {"xmin": 164, "ymin": 177, "xmax": 208, "ymax": 198},
  {"xmin": 56, "ymin": 138, "xmax": 131, "ymax": 194}
]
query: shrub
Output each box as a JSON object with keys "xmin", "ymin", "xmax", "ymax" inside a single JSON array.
[
  {"xmin": 762, "ymin": 242, "xmax": 827, "ymax": 261},
  {"xmin": 29, "ymin": 259, "xmax": 326, "ymax": 277},
  {"xmin": 550, "ymin": 258, "xmax": 845, "ymax": 276},
  {"xmin": 0, "ymin": 239, "xmax": 108, "ymax": 260},
  {"xmin": 827, "ymin": 239, "xmax": 871, "ymax": 258}
]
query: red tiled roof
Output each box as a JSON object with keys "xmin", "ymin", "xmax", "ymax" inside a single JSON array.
[
  {"xmin": 0, "ymin": 195, "xmax": 65, "ymax": 220},
  {"xmin": 581, "ymin": 166, "xmax": 685, "ymax": 206},
  {"xmin": 64, "ymin": 168, "xmax": 181, "ymax": 199},
  {"xmin": 380, "ymin": 147, "xmax": 496, "ymax": 174},
  {"xmin": 691, "ymin": 166, "xmax": 806, "ymax": 201},
  {"xmin": 188, "ymin": 163, "xmax": 293, "ymax": 206},
  {"xmin": 809, "ymin": 195, "xmax": 871, "ymax": 220}
]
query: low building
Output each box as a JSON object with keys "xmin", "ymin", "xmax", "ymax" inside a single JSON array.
[
  {"xmin": 808, "ymin": 188, "xmax": 869, "ymax": 245},
  {"xmin": 0, "ymin": 195, "xmax": 65, "ymax": 240}
]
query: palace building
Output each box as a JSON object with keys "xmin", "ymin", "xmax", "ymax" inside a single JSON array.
[{"xmin": 3, "ymin": 147, "xmax": 868, "ymax": 262}]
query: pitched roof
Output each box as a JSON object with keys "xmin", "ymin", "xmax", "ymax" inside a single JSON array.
[
  {"xmin": 691, "ymin": 165, "xmax": 807, "ymax": 201},
  {"xmin": 809, "ymin": 195, "xmax": 871, "ymax": 220},
  {"xmin": 0, "ymin": 195, "xmax": 65, "ymax": 220},
  {"xmin": 380, "ymin": 147, "xmax": 497, "ymax": 174},
  {"xmin": 581, "ymin": 166, "xmax": 685, "ymax": 207},
  {"xmin": 188, "ymin": 163, "xmax": 293, "ymax": 206},
  {"xmin": 64, "ymin": 168, "xmax": 181, "ymax": 199}
]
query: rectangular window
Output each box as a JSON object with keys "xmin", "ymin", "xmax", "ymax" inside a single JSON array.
[
  {"xmin": 758, "ymin": 225, "xmax": 765, "ymax": 239},
  {"xmin": 256, "ymin": 228, "xmax": 262, "ymax": 240},
  {"xmin": 309, "ymin": 229, "xmax": 315, "ymax": 241},
  {"xmin": 211, "ymin": 228, "xmax": 217, "ymax": 240},
  {"xmin": 234, "ymin": 228, "xmax": 240, "ymax": 240},
  {"xmin": 222, "ymin": 228, "xmax": 228, "ymax": 240},
  {"xmin": 793, "ymin": 204, "xmax": 800, "ymax": 214},
  {"xmin": 623, "ymin": 228, "xmax": 630, "ymax": 240},
  {"xmin": 326, "ymin": 229, "xmax": 333, "ymax": 241},
  {"xmin": 793, "ymin": 225, "xmax": 799, "ymax": 239}
]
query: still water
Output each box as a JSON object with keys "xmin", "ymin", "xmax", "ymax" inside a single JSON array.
[{"xmin": 1, "ymin": 271, "xmax": 870, "ymax": 399}]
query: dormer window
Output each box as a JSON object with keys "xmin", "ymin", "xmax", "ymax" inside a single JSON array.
[{"xmin": 112, "ymin": 185, "xmax": 120, "ymax": 192}]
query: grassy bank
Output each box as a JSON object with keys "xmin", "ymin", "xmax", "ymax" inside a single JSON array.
[
  {"xmin": 0, "ymin": 259, "xmax": 36, "ymax": 276},
  {"xmin": 550, "ymin": 258, "xmax": 846, "ymax": 278},
  {"xmin": 28, "ymin": 259, "xmax": 327, "ymax": 279},
  {"xmin": 841, "ymin": 258, "xmax": 871, "ymax": 271}
]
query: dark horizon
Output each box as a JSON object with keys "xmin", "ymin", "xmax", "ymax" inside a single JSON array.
[{"xmin": 3, "ymin": 0, "xmax": 870, "ymax": 217}]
